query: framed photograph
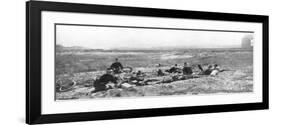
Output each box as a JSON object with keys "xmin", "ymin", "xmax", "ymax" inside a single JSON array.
[{"xmin": 26, "ymin": 1, "xmax": 269, "ymax": 124}]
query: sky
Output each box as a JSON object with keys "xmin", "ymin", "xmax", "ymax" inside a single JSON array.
[{"xmin": 56, "ymin": 25, "xmax": 253, "ymax": 50}]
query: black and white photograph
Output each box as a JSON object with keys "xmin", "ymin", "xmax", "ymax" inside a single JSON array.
[
  {"xmin": 25, "ymin": 1, "xmax": 269, "ymax": 124},
  {"xmin": 55, "ymin": 24, "xmax": 254, "ymax": 100}
]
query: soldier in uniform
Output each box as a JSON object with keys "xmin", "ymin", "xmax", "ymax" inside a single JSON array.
[
  {"xmin": 110, "ymin": 58, "xmax": 123, "ymax": 74},
  {"xmin": 92, "ymin": 68, "xmax": 118, "ymax": 93}
]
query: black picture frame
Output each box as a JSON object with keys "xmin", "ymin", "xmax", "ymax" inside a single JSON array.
[{"xmin": 26, "ymin": 1, "xmax": 269, "ymax": 124}]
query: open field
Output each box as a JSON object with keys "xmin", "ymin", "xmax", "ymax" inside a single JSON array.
[{"xmin": 55, "ymin": 48, "xmax": 253, "ymax": 100}]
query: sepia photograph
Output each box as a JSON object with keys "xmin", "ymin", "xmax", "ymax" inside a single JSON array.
[{"xmin": 55, "ymin": 24, "xmax": 254, "ymax": 100}]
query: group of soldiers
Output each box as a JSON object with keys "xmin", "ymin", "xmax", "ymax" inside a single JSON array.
[
  {"xmin": 92, "ymin": 58, "xmax": 223, "ymax": 93},
  {"xmin": 159, "ymin": 62, "xmax": 222, "ymax": 76}
]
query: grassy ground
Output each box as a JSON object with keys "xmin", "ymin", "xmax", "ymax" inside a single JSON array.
[{"xmin": 55, "ymin": 48, "xmax": 253, "ymax": 100}]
